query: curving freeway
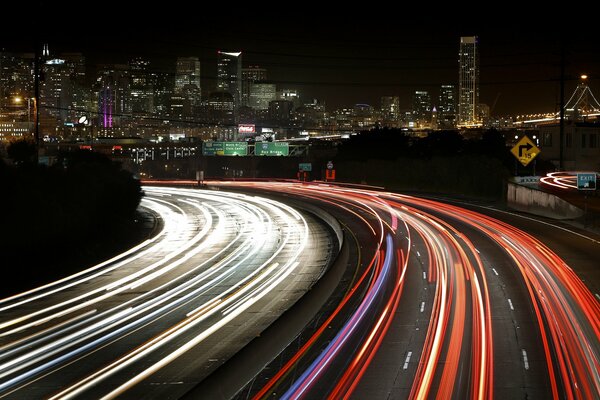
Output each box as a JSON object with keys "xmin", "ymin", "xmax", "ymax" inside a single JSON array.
[
  {"xmin": 1, "ymin": 181, "xmax": 599, "ymax": 400},
  {"xmin": 0, "ymin": 187, "xmax": 336, "ymax": 399},
  {"xmin": 206, "ymin": 181, "xmax": 600, "ymax": 400}
]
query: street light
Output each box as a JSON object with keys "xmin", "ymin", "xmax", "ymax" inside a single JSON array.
[{"xmin": 13, "ymin": 96, "xmax": 34, "ymax": 136}]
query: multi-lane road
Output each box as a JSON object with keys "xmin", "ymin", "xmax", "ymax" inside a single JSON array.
[
  {"xmin": 1, "ymin": 182, "xmax": 599, "ymax": 399},
  {"xmin": 0, "ymin": 187, "xmax": 336, "ymax": 399},
  {"xmin": 206, "ymin": 181, "xmax": 600, "ymax": 400}
]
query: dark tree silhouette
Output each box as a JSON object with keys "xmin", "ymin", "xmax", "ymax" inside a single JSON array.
[{"xmin": 7, "ymin": 139, "xmax": 36, "ymax": 165}]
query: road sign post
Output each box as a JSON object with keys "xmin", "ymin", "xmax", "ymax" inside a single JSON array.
[
  {"xmin": 576, "ymin": 173, "xmax": 596, "ymax": 228},
  {"xmin": 510, "ymin": 136, "xmax": 540, "ymax": 168},
  {"xmin": 577, "ymin": 173, "xmax": 597, "ymax": 190}
]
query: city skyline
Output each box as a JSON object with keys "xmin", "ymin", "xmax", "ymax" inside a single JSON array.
[{"xmin": 1, "ymin": 11, "xmax": 597, "ymax": 116}]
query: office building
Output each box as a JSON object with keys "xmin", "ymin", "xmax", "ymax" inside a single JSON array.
[
  {"xmin": 381, "ymin": 96, "xmax": 400, "ymax": 125},
  {"xmin": 458, "ymin": 36, "xmax": 480, "ymax": 127},
  {"xmin": 217, "ymin": 51, "xmax": 242, "ymax": 108},
  {"xmin": 268, "ymin": 100, "xmax": 293, "ymax": 123},
  {"xmin": 0, "ymin": 52, "xmax": 34, "ymax": 107},
  {"xmin": 129, "ymin": 57, "xmax": 154, "ymax": 115},
  {"xmin": 96, "ymin": 64, "xmax": 130, "ymax": 128},
  {"xmin": 173, "ymin": 57, "xmax": 201, "ymax": 120},
  {"xmin": 175, "ymin": 57, "xmax": 201, "ymax": 94},
  {"xmin": 242, "ymin": 66, "xmax": 267, "ymax": 106},
  {"xmin": 248, "ymin": 82, "xmax": 276, "ymax": 110},
  {"xmin": 438, "ymin": 84, "xmax": 456, "ymax": 128},
  {"xmin": 412, "ymin": 91, "xmax": 431, "ymax": 127},
  {"xmin": 39, "ymin": 53, "xmax": 87, "ymax": 126}
]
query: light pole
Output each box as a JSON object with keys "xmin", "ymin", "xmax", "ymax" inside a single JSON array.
[{"xmin": 13, "ymin": 96, "xmax": 32, "ymax": 135}]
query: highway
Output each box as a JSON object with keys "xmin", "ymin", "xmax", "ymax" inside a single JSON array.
[
  {"xmin": 2, "ymin": 181, "xmax": 598, "ymax": 399},
  {"xmin": 0, "ymin": 187, "xmax": 336, "ymax": 399},
  {"xmin": 206, "ymin": 182, "xmax": 600, "ymax": 400}
]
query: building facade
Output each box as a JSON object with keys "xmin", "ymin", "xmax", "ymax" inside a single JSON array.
[
  {"xmin": 129, "ymin": 57, "xmax": 154, "ymax": 116},
  {"xmin": 96, "ymin": 64, "xmax": 131, "ymax": 129},
  {"xmin": 412, "ymin": 91, "xmax": 431, "ymax": 127},
  {"xmin": 381, "ymin": 96, "xmax": 400, "ymax": 126},
  {"xmin": 40, "ymin": 53, "xmax": 87, "ymax": 125},
  {"xmin": 458, "ymin": 36, "xmax": 480, "ymax": 127},
  {"xmin": 539, "ymin": 121, "xmax": 600, "ymax": 171},
  {"xmin": 242, "ymin": 66, "xmax": 267, "ymax": 106},
  {"xmin": 217, "ymin": 51, "xmax": 242, "ymax": 108},
  {"xmin": 438, "ymin": 84, "xmax": 456, "ymax": 128},
  {"xmin": 248, "ymin": 82, "xmax": 276, "ymax": 110}
]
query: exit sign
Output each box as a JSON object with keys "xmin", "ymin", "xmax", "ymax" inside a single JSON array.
[{"xmin": 577, "ymin": 173, "xmax": 597, "ymax": 190}]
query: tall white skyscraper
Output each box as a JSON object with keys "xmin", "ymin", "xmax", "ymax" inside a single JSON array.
[
  {"xmin": 458, "ymin": 36, "xmax": 480, "ymax": 127},
  {"xmin": 217, "ymin": 51, "xmax": 242, "ymax": 108}
]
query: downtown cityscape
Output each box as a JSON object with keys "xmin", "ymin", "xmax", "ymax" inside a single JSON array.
[{"xmin": 0, "ymin": 16, "xmax": 600, "ymax": 400}]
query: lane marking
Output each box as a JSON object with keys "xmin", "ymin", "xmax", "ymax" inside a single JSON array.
[
  {"xmin": 416, "ymin": 251, "xmax": 421, "ymax": 257},
  {"xmin": 403, "ymin": 351, "xmax": 412, "ymax": 369},
  {"xmin": 522, "ymin": 349, "xmax": 530, "ymax": 370},
  {"xmin": 422, "ymin": 272, "xmax": 427, "ymax": 280},
  {"xmin": 492, "ymin": 268, "xmax": 499, "ymax": 276},
  {"xmin": 441, "ymin": 198, "xmax": 600, "ymax": 245},
  {"xmin": 420, "ymin": 302, "xmax": 425, "ymax": 313},
  {"xmin": 595, "ymin": 293, "xmax": 600, "ymax": 301},
  {"xmin": 508, "ymin": 299, "xmax": 514, "ymax": 310},
  {"xmin": 475, "ymin": 248, "xmax": 480, "ymax": 254}
]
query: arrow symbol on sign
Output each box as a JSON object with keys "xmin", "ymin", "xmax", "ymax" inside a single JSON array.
[{"xmin": 519, "ymin": 143, "xmax": 533, "ymax": 157}]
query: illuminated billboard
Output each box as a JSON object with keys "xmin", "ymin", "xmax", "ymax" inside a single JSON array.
[{"xmin": 238, "ymin": 124, "xmax": 256, "ymax": 134}]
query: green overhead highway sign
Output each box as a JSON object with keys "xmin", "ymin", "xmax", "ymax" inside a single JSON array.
[
  {"xmin": 255, "ymin": 142, "xmax": 289, "ymax": 156},
  {"xmin": 202, "ymin": 141, "xmax": 248, "ymax": 156}
]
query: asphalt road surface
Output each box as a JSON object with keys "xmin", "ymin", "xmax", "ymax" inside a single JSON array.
[
  {"xmin": 0, "ymin": 187, "xmax": 335, "ymax": 399},
  {"xmin": 208, "ymin": 181, "xmax": 600, "ymax": 400}
]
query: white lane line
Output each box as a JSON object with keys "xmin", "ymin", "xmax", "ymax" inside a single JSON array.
[
  {"xmin": 420, "ymin": 302, "xmax": 425, "ymax": 313},
  {"xmin": 450, "ymin": 200, "xmax": 600, "ymax": 245},
  {"xmin": 423, "ymin": 272, "xmax": 427, "ymax": 280},
  {"xmin": 508, "ymin": 299, "xmax": 515, "ymax": 310},
  {"xmin": 416, "ymin": 251, "xmax": 421, "ymax": 257},
  {"xmin": 522, "ymin": 349, "xmax": 530, "ymax": 370},
  {"xmin": 492, "ymin": 268, "xmax": 499, "ymax": 276},
  {"xmin": 403, "ymin": 351, "xmax": 412, "ymax": 370},
  {"xmin": 595, "ymin": 293, "xmax": 600, "ymax": 301},
  {"xmin": 475, "ymin": 248, "xmax": 480, "ymax": 254}
]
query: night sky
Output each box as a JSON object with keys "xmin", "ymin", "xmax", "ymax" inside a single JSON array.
[{"xmin": 4, "ymin": 5, "xmax": 599, "ymax": 115}]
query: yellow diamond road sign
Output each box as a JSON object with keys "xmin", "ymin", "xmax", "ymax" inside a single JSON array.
[{"xmin": 511, "ymin": 136, "xmax": 540, "ymax": 166}]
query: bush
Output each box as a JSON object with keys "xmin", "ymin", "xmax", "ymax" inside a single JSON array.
[{"xmin": 0, "ymin": 147, "xmax": 143, "ymax": 294}]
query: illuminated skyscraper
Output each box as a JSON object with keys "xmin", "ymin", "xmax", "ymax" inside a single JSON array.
[
  {"xmin": 458, "ymin": 36, "xmax": 480, "ymax": 127},
  {"xmin": 217, "ymin": 51, "xmax": 242, "ymax": 108},
  {"xmin": 0, "ymin": 52, "xmax": 34, "ymax": 103},
  {"xmin": 412, "ymin": 91, "xmax": 431, "ymax": 127},
  {"xmin": 381, "ymin": 96, "xmax": 400, "ymax": 123},
  {"xmin": 249, "ymin": 82, "xmax": 276, "ymax": 110},
  {"xmin": 438, "ymin": 84, "xmax": 456, "ymax": 128},
  {"xmin": 175, "ymin": 57, "xmax": 201, "ymax": 95},
  {"xmin": 40, "ymin": 53, "xmax": 87, "ymax": 123},
  {"xmin": 130, "ymin": 57, "xmax": 154, "ymax": 115},
  {"xmin": 174, "ymin": 57, "xmax": 201, "ymax": 120},
  {"xmin": 96, "ymin": 64, "xmax": 130, "ymax": 128},
  {"xmin": 242, "ymin": 66, "xmax": 267, "ymax": 106}
]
